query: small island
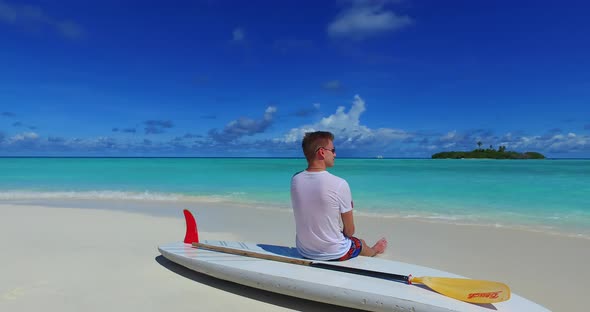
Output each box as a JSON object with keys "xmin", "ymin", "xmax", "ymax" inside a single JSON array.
[{"xmin": 432, "ymin": 142, "xmax": 545, "ymax": 159}]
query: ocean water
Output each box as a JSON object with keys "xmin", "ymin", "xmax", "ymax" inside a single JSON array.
[{"xmin": 1, "ymin": 157, "xmax": 589, "ymax": 237}]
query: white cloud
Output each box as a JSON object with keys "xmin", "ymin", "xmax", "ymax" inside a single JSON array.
[
  {"xmin": 441, "ymin": 130, "xmax": 457, "ymax": 141},
  {"xmin": 0, "ymin": 0, "xmax": 84, "ymax": 38},
  {"xmin": 319, "ymin": 94, "xmax": 365, "ymax": 128},
  {"xmin": 232, "ymin": 27, "xmax": 245, "ymax": 42},
  {"xmin": 264, "ymin": 106, "xmax": 276, "ymax": 119},
  {"xmin": 0, "ymin": 1, "xmax": 17, "ymax": 23},
  {"xmin": 327, "ymin": 1, "xmax": 412, "ymax": 40},
  {"xmin": 322, "ymin": 80, "xmax": 342, "ymax": 90},
  {"xmin": 277, "ymin": 95, "xmax": 410, "ymax": 145},
  {"xmin": 10, "ymin": 131, "xmax": 38, "ymax": 142},
  {"xmin": 56, "ymin": 20, "xmax": 84, "ymax": 39},
  {"xmin": 276, "ymin": 127, "xmax": 317, "ymax": 144},
  {"xmin": 521, "ymin": 132, "xmax": 589, "ymax": 152},
  {"xmin": 209, "ymin": 106, "xmax": 277, "ymax": 143},
  {"xmin": 433, "ymin": 129, "xmax": 590, "ymax": 155}
]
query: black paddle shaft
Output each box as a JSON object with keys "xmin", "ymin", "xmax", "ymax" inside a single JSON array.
[
  {"xmin": 192, "ymin": 241, "xmax": 411, "ymax": 284},
  {"xmin": 310, "ymin": 262, "xmax": 410, "ymax": 284}
]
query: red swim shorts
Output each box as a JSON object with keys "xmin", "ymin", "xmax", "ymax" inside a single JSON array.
[{"xmin": 334, "ymin": 236, "xmax": 362, "ymax": 261}]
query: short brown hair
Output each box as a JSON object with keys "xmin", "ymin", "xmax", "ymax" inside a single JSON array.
[{"xmin": 301, "ymin": 131, "xmax": 334, "ymax": 161}]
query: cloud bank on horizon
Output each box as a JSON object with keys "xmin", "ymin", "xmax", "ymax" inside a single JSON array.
[
  {"xmin": 1, "ymin": 94, "xmax": 588, "ymax": 157},
  {"xmin": 1, "ymin": 0, "xmax": 589, "ymax": 157}
]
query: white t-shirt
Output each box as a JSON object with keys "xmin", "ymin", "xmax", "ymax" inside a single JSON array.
[{"xmin": 291, "ymin": 170, "xmax": 353, "ymax": 260}]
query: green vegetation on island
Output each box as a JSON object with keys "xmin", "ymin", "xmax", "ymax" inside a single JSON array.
[{"xmin": 432, "ymin": 141, "xmax": 546, "ymax": 159}]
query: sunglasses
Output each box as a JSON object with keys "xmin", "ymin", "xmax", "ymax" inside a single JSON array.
[{"xmin": 316, "ymin": 146, "xmax": 336, "ymax": 153}]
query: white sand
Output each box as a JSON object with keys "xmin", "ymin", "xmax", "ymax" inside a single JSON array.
[{"xmin": 1, "ymin": 202, "xmax": 588, "ymax": 311}]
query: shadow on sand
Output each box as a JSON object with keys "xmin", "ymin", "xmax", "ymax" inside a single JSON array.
[{"xmin": 155, "ymin": 255, "xmax": 363, "ymax": 312}]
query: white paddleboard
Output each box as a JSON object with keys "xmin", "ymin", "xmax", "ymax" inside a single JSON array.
[
  {"xmin": 158, "ymin": 210, "xmax": 550, "ymax": 311},
  {"xmin": 158, "ymin": 240, "xmax": 549, "ymax": 312}
]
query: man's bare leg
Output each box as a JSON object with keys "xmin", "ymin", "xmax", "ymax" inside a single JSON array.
[{"xmin": 359, "ymin": 238, "xmax": 387, "ymax": 257}]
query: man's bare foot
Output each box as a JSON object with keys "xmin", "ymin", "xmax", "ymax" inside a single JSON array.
[{"xmin": 372, "ymin": 238, "xmax": 387, "ymax": 255}]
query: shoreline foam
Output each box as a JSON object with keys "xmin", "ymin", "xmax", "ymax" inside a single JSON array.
[{"xmin": 3, "ymin": 192, "xmax": 589, "ymax": 240}]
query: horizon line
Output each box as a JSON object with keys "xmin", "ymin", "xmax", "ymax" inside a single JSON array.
[{"xmin": 1, "ymin": 156, "xmax": 589, "ymax": 160}]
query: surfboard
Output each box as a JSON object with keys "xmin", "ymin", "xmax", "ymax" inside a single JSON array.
[{"xmin": 158, "ymin": 210, "xmax": 550, "ymax": 312}]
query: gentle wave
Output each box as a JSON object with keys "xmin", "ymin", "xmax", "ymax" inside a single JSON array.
[
  {"xmin": 1, "ymin": 190, "xmax": 588, "ymax": 239},
  {"xmin": 352, "ymin": 210, "xmax": 590, "ymax": 239},
  {"xmin": 0, "ymin": 190, "xmax": 234, "ymax": 203}
]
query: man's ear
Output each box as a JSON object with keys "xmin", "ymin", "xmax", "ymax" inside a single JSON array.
[{"xmin": 317, "ymin": 149, "xmax": 326, "ymax": 160}]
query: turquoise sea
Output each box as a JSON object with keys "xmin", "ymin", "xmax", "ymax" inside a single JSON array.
[{"xmin": 1, "ymin": 158, "xmax": 589, "ymax": 238}]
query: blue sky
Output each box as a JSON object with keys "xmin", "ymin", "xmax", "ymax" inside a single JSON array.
[{"xmin": 1, "ymin": 0, "xmax": 589, "ymax": 157}]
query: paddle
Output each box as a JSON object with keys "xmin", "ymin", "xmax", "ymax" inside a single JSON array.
[{"xmin": 183, "ymin": 210, "xmax": 510, "ymax": 304}]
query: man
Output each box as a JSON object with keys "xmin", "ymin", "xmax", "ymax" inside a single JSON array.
[{"xmin": 291, "ymin": 131, "xmax": 387, "ymax": 261}]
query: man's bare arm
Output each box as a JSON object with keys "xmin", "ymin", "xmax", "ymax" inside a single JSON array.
[{"xmin": 341, "ymin": 210, "xmax": 355, "ymax": 237}]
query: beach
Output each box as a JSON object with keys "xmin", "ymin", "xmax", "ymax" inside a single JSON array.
[{"xmin": 1, "ymin": 200, "xmax": 587, "ymax": 311}]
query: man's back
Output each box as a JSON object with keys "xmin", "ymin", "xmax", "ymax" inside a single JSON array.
[{"xmin": 291, "ymin": 170, "xmax": 352, "ymax": 260}]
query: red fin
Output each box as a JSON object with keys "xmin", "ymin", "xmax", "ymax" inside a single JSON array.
[{"xmin": 183, "ymin": 209, "xmax": 199, "ymax": 243}]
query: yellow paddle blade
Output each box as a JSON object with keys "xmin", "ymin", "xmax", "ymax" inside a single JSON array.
[{"xmin": 411, "ymin": 276, "xmax": 511, "ymax": 304}]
